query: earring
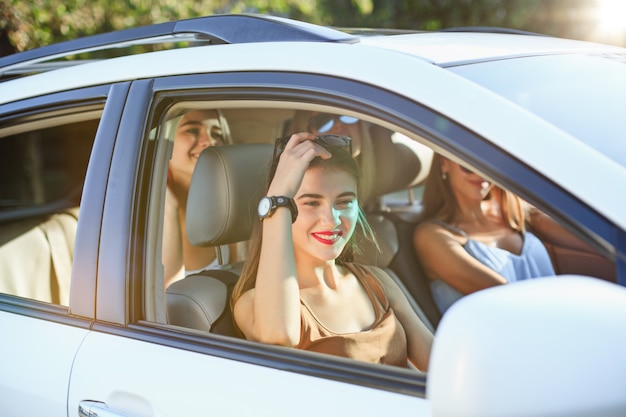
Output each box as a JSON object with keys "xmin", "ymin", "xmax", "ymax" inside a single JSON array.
[{"xmin": 441, "ymin": 171, "xmax": 447, "ymax": 180}]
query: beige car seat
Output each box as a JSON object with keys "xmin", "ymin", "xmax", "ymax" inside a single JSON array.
[
  {"xmin": 0, "ymin": 207, "xmax": 78, "ymax": 305},
  {"xmin": 166, "ymin": 144, "xmax": 272, "ymax": 335}
]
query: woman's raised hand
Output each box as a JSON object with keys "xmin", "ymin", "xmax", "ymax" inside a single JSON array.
[{"xmin": 267, "ymin": 132, "xmax": 331, "ymax": 198}]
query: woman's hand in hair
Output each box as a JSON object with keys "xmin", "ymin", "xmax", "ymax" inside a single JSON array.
[{"xmin": 268, "ymin": 132, "xmax": 331, "ymax": 198}]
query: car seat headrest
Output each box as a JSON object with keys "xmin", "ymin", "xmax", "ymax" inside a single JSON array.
[
  {"xmin": 364, "ymin": 126, "xmax": 433, "ymax": 202},
  {"xmin": 186, "ymin": 144, "xmax": 273, "ymax": 247}
]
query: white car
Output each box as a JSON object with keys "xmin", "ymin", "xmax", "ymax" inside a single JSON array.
[{"xmin": 1, "ymin": 14, "xmax": 625, "ymax": 417}]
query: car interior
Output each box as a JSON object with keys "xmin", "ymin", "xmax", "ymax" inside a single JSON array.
[
  {"xmin": 0, "ymin": 98, "xmax": 616, "ymax": 351},
  {"xmin": 157, "ymin": 101, "xmax": 617, "ymax": 341},
  {"xmin": 0, "ymin": 111, "xmax": 99, "ymax": 305}
]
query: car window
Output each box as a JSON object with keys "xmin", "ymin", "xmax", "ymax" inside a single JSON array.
[
  {"xmin": 0, "ymin": 110, "xmax": 100, "ymax": 305},
  {"xmin": 449, "ymin": 54, "xmax": 626, "ymax": 166},
  {"xmin": 148, "ymin": 98, "xmax": 617, "ymax": 331},
  {"xmin": 136, "ymin": 78, "xmax": 615, "ymax": 398},
  {"xmin": 146, "ymin": 98, "xmax": 435, "ymax": 344}
]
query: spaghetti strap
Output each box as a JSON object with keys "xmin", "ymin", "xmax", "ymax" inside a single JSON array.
[{"xmin": 428, "ymin": 219, "xmax": 468, "ymax": 237}]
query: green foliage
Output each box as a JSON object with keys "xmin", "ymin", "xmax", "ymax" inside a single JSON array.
[
  {"xmin": 317, "ymin": 0, "xmax": 543, "ymax": 31},
  {"xmin": 1, "ymin": 0, "xmax": 314, "ymax": 52},
  {"xmin": 1, "ymin": 0, "xmax": 624, "ymax": 55}
]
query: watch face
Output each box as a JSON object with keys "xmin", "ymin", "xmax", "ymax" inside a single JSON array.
[{"xmin": 258, "ymin": 197, "xmax": 272, "ymax": 218}]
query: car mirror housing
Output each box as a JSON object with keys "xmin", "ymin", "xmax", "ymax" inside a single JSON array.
[{"xmin": 428, "ymin": 276, "xmax": 626, "ymax": 417}]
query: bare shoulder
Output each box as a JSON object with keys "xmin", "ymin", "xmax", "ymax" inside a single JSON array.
[
  {"xmin": 415, "ymin": 220, "xmax": 444, "ymax": 235},
  {"xmin": 414, "ymin": 220, "xmax": 453, "ymax": 247}
]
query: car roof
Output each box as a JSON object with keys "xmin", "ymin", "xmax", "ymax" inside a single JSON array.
[
  {"xmin": 2, "ymin": 13, "xmax": 625, "ymax": 102},
  {"xmin": 358, "ymin": 32, "xmax": 626, "ymax": 66},
  {"xmin": 2, "ymin": 27, "xmax": 624, "ymax": 106},
  {"xmin": 1, "ymin": 15, "xmax": 625, "ymax": 232}
]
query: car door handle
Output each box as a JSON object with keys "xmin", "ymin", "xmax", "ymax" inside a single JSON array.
[{"xmin": 79, "ymin": 401, "xmax": 131, "ymax": 417}]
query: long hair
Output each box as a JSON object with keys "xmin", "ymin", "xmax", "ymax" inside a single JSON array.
[
  {"xmin": 422, "ymin": 154, "xmax": 526, "ymax": 231},
  {"xmin": 231, "ymin": 146, "xmax": 378, "ymax": 308}
]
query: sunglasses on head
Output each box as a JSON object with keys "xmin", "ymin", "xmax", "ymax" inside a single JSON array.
[
  {"xmin": 309, "ymin": 114, "xmax": 359, "ymax": 133},
  {"xmin": 270, "ymin": 134, "xmax": 352, "ymax": 180},
  {"xmin": 273, "ymin": 134, "xmax": 352, "ymax": 162}
]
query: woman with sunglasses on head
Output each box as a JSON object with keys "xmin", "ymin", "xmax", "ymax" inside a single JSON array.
[
  {"xmin": 413, "ymin": 154, "xmax": 590, "ymax": 314},
  {"xmin": 162, "ymin": 109, "xmax": 234, "ymax": 288},
  {"xmin": 231, "ymin": 132, "xmax": 433, "ymax": 371}
]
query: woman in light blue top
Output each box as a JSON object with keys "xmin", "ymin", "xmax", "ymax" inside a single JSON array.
[
  {"xmin": 413, "ymin": 154, "xmax": 584, "ymax": 314},
  {"xmin": 425, "ymin": 220, "xmax": 554, "ymax": 313}
]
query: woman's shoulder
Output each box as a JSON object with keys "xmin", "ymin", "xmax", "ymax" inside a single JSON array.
[
  {"xmin": 415, "ymin": 219, "xmax": 464, "ymax": 242},
  {"xmin": 345, "ymin": 263, "xmax": 391, "ymax": 305},
  {"xmin": 345, "ymin": 263, "xmax": 390, "ymax": 289}
]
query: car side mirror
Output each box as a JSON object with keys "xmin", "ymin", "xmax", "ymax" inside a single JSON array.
[{"xmin": 427, "ymin": 276, "xmax": 626, "ymax": 417}]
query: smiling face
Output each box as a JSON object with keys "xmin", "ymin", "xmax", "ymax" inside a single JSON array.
[
  {"xmin": 291, "ymin": 166, "xmax": 359, "ymax": 267},
  {"xmin": 170, "ymin": 110, "xmax": 223, "ymax": 178}
]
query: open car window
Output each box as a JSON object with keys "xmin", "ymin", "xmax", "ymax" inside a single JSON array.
[
  {"xmin": 150, "ymin": 100, "xmax": 615, "ymax": 310},
  {"xmin": 0, "ymin": 108, "xmax": 100, "ymax": 305}
]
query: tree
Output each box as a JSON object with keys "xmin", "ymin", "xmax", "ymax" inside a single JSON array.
[
  {"xmin": 1, "ymin": 0, "xmax": 17, "ymax": 55},
  {"xmin": 1, "ymin": 0, "xmax": 623, "ymax": 57},
  {"xmin": 0, "ymin": 0, "xmax": 316, "ymax": 54}
]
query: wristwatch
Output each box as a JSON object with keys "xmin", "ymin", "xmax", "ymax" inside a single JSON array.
[{"xmin": 257, "ymin": 196, "xmax": 298, "ymax": 223}]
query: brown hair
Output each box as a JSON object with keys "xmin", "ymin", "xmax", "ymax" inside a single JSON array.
[
  {"xmin": 422, "ymin": 154, "xmax": 526, "ymax": 231},
  {"xmin": 231, "ymin": 146, "xmax": 377, "ymax": 308}
]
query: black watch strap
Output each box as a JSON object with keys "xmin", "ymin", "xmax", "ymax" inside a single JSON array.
[{"xmin": 258, "ymin": 196, "xmax": 298, "ymax": 223}]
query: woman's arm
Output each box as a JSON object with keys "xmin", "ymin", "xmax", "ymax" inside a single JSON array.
[
  {"xmin": 162, "ymin": 186, "xmax": 185, "ymax": 288},
  {"xmin": 238, "ymin": 207, "xmax": 302, "ymax": 345},
  {"xmin": 527, "ymin": 207, "xmax": 595, "ymax": 252},
  {"xmin": 234, "ymin": 133, "xmax": 331, "ymax": 346},
  {"xmin": 375, "ymin": 268, "xmax": 433, "ymax": 372},
  {"xmin": 413, "ymin": 222, "xmax": 507, "ymax": 294}
]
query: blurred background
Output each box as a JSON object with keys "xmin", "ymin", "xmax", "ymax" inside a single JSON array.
[{"xmin": 1, "ymin": 0, "xmax": 625, "ymax": 56}]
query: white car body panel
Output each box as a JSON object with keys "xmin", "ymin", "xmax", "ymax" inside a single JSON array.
[
  {"xmin": 429, "ymin": 276, "xmax": 626, "ymax": 417},
  {"xmin": 0, "ymin": 311, "xmax": 88, "ymax": 415},
  {"xmin": 358, "ymin": 32, "xmax": 626, "ymax": 65},
  {"xmin": 2, "ymin": 17, "xmax": 625, "ymax": 417},
  {"xmin": 69, "ymin": 331, "xmax": 431, "ymax": 417}
]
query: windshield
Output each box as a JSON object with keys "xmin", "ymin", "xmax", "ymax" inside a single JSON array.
[{"xmin": 449, "ymin": 54, "xmax": 626, "ymax": 167}]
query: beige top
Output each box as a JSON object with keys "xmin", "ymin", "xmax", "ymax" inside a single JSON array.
[{"xmin": 296, "ymin": 263, "xmax": 408, "ymax": 368}]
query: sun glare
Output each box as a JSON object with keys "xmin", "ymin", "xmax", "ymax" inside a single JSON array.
[{"xmin": 595, "ymin": 0, "xmax": 626, "ymax": 33}]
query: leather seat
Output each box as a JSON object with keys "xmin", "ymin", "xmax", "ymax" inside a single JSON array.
[
  {"xmin": 0, "ymin": 208, "xmax": 78, "ymax": 305},
  {"xmin": 166, "ymin": 144, "xmax": 273, "ymax": 334},
  {"xmin": 355, "ymin": 127, "xmax": 441, "ymax": 330}
]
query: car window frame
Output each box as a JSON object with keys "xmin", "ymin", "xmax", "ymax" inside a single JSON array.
[
  {"xmin": 122, "ymin": 70, "xmax": 624, "ymax": 396},
  {"xmin": 0, "ymin": 84, "xmax": 118, "ymax": 323}
]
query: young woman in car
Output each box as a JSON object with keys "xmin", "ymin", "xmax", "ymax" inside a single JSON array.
[
  {"xmin": 413, "ymin": 153, "xmax": 590, "ymax": 314},
  {"xmin": 231, "ymin": 132, "xmax": 433, "ymax": 371},
  {"xmin": 162, "ymin": 109, "xmax": 234, "ymax": 288}
]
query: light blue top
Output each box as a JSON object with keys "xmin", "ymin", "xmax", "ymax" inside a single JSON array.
[{"xmin": 429, "ymin": 221, "xmax": 555, "ymax": 314}]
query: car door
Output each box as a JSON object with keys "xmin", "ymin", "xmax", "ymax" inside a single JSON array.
[
  {"xmin": 66, "ymin": 56, "xmax": 624, "ymax": 417},
  {"xmin": 67, "ymin": 73, "xmax": 435, "ymax": 417},
  {"xmin": 0, "ymin": 83, "xmax": 127, "ymax": 416}
]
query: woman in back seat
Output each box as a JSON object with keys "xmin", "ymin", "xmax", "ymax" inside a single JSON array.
[
  {"xmin": 163, "ymin": 109, "xmax": 234, "ymax": 288},
  {"xmin": 413, "ymin": 154, "xmax": 589, "ymax": 314},
  {"xmin": 231, "ymin": 132, "xmax": 433, "ymax": 371}
]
